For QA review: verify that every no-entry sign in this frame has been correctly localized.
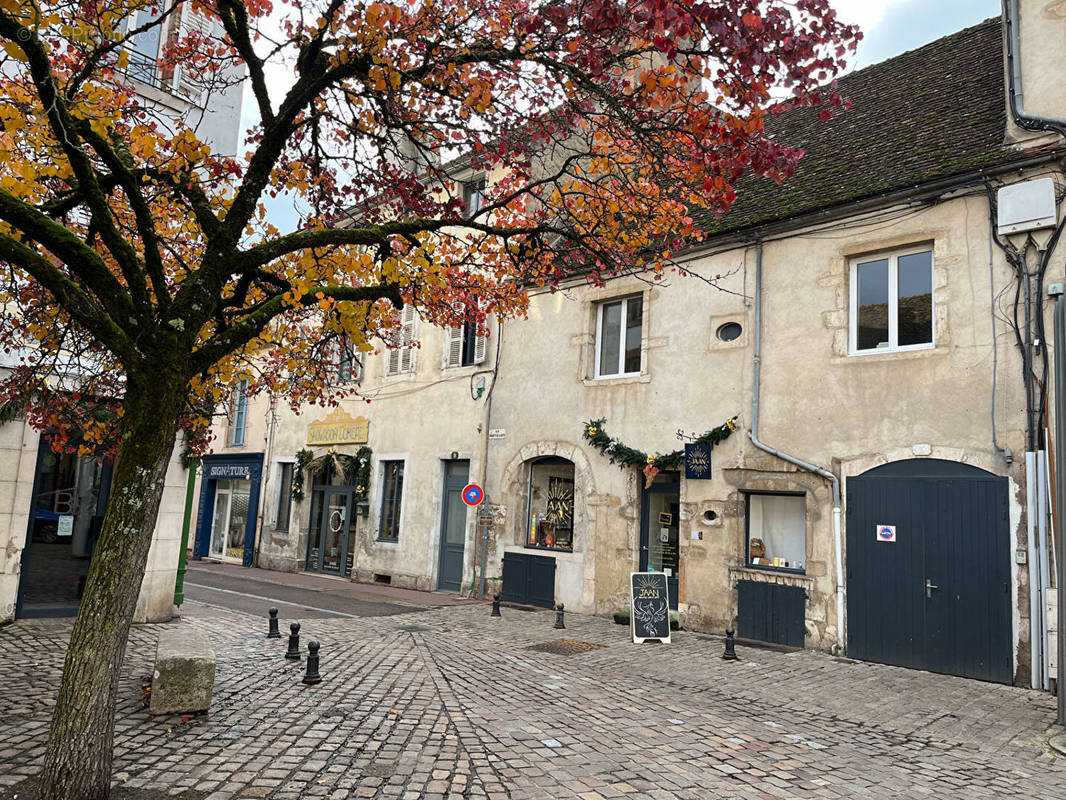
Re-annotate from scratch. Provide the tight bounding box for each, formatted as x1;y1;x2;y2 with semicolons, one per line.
462;483;484;506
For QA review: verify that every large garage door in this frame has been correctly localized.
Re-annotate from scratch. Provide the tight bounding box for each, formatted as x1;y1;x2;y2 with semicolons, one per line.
846;459;1012;684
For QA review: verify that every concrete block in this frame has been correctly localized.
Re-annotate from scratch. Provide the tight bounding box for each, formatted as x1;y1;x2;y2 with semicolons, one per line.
150;628;215;715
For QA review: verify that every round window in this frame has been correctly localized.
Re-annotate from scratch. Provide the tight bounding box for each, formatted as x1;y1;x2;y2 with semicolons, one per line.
716;322;743;342
703;509;718;523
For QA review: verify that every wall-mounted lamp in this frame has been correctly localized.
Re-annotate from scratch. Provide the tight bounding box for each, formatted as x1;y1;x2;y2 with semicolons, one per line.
355;499;369;518
450;451;460;460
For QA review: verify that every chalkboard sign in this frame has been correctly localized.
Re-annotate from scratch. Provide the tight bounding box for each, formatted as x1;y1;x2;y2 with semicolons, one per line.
630;572;671;644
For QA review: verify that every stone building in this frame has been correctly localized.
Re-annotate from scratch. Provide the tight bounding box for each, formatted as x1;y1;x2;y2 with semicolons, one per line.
197;7;1066;687
0;4;245;624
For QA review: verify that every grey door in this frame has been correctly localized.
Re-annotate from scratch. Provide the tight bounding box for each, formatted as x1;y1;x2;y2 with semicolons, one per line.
315;489;351;576
846;459;1011;684
437;461;469;592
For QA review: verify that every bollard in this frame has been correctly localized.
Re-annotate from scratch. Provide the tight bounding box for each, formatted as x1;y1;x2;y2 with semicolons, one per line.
553;603;565;630
303;640;322;685
267;608;281;639
285;621;301;660
490;593;502;618
722;627;739;661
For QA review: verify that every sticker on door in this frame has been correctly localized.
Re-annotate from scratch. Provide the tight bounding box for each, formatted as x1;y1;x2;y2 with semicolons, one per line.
876;524;896;542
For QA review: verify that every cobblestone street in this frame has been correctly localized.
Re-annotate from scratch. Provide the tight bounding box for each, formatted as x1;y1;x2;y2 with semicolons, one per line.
1;598;1063;800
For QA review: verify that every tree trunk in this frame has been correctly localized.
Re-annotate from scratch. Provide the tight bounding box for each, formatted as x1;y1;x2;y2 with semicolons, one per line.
38;372;187;800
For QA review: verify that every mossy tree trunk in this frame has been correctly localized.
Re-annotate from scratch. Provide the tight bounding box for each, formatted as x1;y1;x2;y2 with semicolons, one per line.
38;367;187;800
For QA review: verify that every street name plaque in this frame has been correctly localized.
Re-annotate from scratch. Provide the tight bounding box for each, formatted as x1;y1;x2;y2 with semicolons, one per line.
630;572;671;644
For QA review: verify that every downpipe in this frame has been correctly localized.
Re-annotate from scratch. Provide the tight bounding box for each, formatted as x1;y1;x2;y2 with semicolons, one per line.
749;241;846;653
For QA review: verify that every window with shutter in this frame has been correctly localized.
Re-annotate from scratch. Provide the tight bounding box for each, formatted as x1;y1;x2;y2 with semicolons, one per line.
386;305;418;376
443;305;489;369
444;324;464;368
228;378;249;446
173;6;211;103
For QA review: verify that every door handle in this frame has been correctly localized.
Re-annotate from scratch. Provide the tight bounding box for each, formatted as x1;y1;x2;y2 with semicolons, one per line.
925;578;939;599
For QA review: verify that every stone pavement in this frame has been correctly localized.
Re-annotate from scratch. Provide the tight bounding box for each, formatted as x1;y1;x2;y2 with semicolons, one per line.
1;600;1064;799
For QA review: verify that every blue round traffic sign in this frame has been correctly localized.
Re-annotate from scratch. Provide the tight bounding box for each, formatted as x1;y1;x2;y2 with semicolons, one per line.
462;483;484;506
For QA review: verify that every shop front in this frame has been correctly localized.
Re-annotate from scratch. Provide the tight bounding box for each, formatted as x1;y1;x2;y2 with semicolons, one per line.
193;454;264;566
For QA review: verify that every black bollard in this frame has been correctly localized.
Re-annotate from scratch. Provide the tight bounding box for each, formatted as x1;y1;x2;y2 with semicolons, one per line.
722;627;739;661
490;593;502;618
303;640;322;685
285;621;301;660
267;608;281;639
553;603;565;630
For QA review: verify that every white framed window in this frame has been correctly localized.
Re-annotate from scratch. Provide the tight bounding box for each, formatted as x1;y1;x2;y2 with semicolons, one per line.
595;294;643;378
443;308;488;369
227;378;249;447
336;336;362;384
385;305;418;376
745;491;806;572
378;460;405;541
849;246;934;355
463;179;485;218
274;461;294;532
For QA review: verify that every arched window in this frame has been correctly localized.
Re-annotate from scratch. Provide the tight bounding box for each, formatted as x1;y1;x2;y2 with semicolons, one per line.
526;457;575;551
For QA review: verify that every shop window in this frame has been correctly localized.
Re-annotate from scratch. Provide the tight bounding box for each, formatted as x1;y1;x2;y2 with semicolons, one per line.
275;462;294;532
385;305;418;376
850;246;933;354
745;491;806;572
228;378;249;447
378;460;405;541
595;294;642;378
526;457;575;551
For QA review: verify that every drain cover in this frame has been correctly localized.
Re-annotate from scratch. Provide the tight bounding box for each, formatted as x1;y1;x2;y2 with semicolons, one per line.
526;639;604;656
398;624;432;632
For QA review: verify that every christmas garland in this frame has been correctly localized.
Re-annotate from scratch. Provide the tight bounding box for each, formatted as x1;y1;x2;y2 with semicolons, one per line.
291;446;373;503
582;416;738;486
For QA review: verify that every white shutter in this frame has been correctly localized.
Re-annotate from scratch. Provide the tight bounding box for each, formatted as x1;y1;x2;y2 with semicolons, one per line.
173;5;211;103
386;346;400;376
388;305;418;375
473;316;489;365
444;325;463;368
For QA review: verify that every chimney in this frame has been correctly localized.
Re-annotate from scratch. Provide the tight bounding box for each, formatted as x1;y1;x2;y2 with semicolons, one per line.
1003;0;1066;148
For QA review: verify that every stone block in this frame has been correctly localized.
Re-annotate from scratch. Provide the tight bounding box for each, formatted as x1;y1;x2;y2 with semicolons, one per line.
150;628;215;715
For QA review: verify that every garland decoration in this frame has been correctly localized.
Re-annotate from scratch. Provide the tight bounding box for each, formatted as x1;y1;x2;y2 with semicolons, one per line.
582;416;738;487
292;445;374;504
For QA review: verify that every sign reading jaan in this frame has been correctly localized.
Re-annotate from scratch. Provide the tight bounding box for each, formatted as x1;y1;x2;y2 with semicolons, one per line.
306;409;370;446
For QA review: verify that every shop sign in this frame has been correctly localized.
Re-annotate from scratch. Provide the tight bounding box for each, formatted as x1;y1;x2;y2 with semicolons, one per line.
630;571;671;644
306;408;370;446
207;464;252;479
684;442;712;480
57;514;74;538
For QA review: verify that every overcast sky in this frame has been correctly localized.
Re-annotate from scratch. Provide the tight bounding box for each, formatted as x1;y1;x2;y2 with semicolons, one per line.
250;0;1005;231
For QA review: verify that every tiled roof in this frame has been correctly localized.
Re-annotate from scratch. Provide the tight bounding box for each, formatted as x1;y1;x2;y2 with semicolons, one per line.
698;16;1038;239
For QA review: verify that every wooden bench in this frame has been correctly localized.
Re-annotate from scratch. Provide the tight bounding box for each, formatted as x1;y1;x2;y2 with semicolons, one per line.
149;628;216;716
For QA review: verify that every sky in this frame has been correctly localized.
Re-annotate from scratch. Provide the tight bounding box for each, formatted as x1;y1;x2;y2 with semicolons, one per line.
249;0;1004;232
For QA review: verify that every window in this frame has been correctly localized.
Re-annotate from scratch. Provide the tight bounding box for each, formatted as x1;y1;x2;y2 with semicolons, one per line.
228;378;249;447
850;247;933;354
336;336;361;384
463;179;485;218
595;295;643;378
378;460;405;541
124;5;164;86
745;492;806;572
526;457;574;551
275;462;294;532
444;312;488;369
385;305;418;376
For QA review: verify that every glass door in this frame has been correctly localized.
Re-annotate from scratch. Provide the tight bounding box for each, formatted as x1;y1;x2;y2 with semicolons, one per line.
640;471;680;610
209;483;232;558
318;489;351;575
210;479;251;562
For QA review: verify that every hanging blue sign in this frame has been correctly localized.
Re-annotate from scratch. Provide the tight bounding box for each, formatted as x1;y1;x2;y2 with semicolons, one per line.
684;442;712;480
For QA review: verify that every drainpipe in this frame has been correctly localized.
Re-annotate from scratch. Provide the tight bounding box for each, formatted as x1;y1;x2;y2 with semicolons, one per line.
1003;0;1066;140
749;240;846;653
476;320;503;599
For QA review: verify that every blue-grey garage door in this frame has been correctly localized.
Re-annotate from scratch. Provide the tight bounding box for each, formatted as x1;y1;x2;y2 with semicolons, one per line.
846;459;1012;684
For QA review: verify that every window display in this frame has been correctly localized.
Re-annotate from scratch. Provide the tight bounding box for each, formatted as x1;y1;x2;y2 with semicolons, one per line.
746;492;806;572
526;457;574;551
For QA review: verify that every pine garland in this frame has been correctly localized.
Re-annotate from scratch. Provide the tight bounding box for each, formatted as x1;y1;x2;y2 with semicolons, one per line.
582;416;738;472
291;445;373;503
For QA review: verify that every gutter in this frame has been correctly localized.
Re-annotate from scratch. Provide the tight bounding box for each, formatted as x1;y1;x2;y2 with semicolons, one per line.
749;240;846;653
1004;0;1066;139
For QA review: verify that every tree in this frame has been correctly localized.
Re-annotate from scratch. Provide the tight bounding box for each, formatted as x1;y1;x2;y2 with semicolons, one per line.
0;0;859;796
